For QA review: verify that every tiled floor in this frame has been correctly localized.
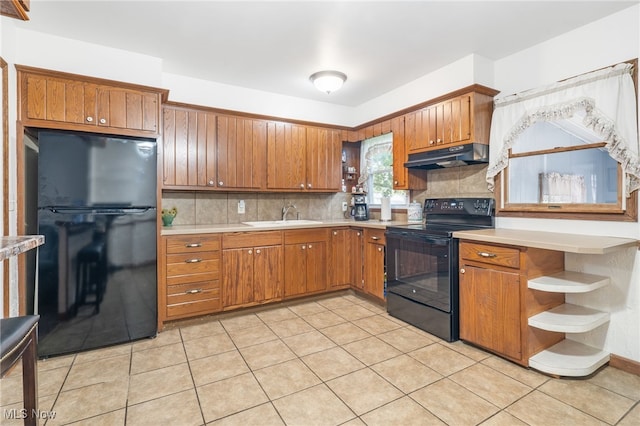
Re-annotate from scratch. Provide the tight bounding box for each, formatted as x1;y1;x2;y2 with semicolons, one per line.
2;292;639;425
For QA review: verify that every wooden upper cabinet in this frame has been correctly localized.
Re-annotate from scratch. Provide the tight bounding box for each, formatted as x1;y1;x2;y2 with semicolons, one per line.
391;116;408;189
162;105;217;188
267;123;340;191
17;65;167;137
1;0;29;20
267;121;306;190
406;90;494;154
305;126;341;191
217;115;267;190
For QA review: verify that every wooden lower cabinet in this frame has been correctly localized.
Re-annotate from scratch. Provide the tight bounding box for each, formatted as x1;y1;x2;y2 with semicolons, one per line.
363;229;386;300
162;235;222;323
460;266;522;360
459;240;565;365
221;231;283;309
284;229;329;297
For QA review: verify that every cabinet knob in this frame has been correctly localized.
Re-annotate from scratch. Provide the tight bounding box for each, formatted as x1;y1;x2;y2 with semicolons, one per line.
86;116;94;122
307;183;312;188
208;180;215;186
99;118;107;124
300;183;305;189
357;232;361;236
308;244;313;249
394;180;398;185
429;140;435;145
301;245;306;250
256;249;261;254
460;268;466;274
333;231;337;235
437;138;442;143
248;249;253;254
219;181;224;186
378;247;383;252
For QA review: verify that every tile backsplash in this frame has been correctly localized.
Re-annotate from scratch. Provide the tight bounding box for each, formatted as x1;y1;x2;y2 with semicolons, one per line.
162;164;492;226
162;191;355;226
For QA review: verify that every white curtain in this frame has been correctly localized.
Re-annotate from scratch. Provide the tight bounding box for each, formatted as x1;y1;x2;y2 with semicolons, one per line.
358;134;392;186
486;63;639;197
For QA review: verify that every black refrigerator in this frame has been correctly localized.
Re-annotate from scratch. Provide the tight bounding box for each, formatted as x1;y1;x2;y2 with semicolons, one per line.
34;130;158;358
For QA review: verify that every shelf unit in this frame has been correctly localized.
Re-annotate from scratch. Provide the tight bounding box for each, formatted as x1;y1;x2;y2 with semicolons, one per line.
528;270;611;377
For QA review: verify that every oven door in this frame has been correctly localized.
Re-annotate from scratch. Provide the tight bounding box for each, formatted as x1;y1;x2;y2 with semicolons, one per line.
385;229;456;313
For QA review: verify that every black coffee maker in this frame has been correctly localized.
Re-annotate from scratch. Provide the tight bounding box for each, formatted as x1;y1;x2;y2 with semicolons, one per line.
351;194;369;221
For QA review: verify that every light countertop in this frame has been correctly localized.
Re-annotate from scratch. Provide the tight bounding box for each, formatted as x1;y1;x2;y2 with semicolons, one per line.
161;219;409;235
452;228;638;254
0;235;45;261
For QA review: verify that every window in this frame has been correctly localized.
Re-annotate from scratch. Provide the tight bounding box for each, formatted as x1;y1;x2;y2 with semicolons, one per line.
487;61;639;221
360;134;408;206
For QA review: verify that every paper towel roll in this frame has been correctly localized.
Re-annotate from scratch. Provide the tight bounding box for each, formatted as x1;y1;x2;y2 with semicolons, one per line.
380;197;392;221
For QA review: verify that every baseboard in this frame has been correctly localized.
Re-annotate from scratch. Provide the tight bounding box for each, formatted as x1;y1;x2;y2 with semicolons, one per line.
610;354;640;376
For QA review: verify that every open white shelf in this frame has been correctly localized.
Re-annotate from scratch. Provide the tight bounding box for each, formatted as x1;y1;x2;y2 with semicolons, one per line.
529;339;610;377
528;271;609;293
528;303;609;333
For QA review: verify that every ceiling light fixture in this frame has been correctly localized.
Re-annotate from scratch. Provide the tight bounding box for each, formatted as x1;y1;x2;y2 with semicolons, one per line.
309;70;347;94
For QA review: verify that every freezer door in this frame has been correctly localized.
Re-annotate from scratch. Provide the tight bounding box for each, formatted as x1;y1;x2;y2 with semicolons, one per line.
37;208;157;357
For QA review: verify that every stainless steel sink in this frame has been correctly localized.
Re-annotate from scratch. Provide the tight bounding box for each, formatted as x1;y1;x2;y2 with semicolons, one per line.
242;220;322;227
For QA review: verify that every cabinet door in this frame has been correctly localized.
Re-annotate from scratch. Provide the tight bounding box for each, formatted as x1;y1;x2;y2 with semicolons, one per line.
88;84;160;133
391;116;407;189
330;229;351;288
460;265;521;360
222;247;254;307
284;243;307;297
441;94;471;145
350;229;364;290
254;245;283;302
305;241;327;293
267;122;307;190
306;127;342;191
364;242;385;299
24;74;86;124
217;115;266;189
163;107;216;188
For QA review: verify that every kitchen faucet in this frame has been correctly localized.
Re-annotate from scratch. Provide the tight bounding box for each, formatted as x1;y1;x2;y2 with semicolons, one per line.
281;203;297;221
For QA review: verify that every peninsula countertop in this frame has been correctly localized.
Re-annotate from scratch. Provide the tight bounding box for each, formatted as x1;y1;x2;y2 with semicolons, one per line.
452;228;638;254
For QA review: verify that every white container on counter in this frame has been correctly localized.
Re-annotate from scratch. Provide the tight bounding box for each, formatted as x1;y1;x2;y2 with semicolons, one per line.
407;202;423;222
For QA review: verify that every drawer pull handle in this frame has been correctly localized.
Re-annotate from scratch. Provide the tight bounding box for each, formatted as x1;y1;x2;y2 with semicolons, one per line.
186;289;202;294
185;243;202;248
185;258;202;263
477;252;497;258
371;236;380;240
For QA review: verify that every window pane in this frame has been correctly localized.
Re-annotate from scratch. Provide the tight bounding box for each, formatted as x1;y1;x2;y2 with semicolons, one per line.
508;148;618;204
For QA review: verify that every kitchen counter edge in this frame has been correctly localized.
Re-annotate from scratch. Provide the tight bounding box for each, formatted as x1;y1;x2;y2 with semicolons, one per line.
452;228;638;254
161;220;408;235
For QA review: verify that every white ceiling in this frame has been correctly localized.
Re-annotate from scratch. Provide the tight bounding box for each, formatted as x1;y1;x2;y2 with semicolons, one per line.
14;1;639;106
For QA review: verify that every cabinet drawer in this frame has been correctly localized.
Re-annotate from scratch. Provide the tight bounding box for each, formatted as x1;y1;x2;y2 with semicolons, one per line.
365;229;386;244
284;228;328;244
460;242;520;269
166;235;220;253
166;252;219;277
166;281;221;317
223;231;282;249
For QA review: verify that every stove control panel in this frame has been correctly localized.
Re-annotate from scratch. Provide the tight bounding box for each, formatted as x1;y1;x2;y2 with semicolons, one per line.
423;198;495;216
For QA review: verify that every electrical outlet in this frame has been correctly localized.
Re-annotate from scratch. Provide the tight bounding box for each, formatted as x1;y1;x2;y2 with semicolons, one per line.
341;201;348;212
238;200;245;214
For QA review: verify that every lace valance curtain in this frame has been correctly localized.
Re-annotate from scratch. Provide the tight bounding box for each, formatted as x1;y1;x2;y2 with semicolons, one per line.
486;62;640;197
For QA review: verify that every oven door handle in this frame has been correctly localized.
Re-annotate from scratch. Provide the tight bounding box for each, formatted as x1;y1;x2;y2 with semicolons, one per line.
386;232;450;246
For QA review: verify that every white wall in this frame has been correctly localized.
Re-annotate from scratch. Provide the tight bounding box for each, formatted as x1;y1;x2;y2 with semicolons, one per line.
492;5;640;361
